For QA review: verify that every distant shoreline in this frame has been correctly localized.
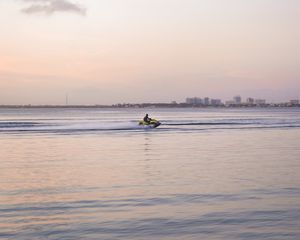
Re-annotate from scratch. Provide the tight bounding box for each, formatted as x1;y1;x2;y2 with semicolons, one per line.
0;103;299;109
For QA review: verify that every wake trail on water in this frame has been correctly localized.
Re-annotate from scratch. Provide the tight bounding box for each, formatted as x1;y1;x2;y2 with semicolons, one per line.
164;122;251;126
1;119;300;134
0;121;149;133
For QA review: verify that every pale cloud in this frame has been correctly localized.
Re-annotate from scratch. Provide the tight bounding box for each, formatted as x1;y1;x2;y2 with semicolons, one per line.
21;0;86;15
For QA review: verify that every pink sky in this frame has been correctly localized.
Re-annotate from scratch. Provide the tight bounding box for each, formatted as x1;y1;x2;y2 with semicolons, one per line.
0;0;299;104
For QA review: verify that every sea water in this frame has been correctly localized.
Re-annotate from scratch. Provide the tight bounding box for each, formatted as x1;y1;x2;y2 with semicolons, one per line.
0;107;300;240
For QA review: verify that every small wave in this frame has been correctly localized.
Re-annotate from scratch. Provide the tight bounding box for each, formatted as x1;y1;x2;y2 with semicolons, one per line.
1;193;300;239
0;122;41;128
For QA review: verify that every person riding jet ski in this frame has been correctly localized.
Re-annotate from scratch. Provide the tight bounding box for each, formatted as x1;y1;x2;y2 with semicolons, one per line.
143;114;151;123
139;114;161;128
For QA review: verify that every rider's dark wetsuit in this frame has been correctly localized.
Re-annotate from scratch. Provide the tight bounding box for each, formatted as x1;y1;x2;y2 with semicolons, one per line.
143;114;151;123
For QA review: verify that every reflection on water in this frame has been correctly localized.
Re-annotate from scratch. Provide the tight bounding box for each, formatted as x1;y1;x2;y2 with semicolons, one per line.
0;108;300;239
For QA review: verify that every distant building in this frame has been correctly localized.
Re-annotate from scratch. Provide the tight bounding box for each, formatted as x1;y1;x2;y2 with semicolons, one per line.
225;100;235;106
290;100;299;105
186;97;202;105
246;98;254;104
210;99;222;106
204;97;210;105
233;95;242;104
255;99;266;105
186;98;194;104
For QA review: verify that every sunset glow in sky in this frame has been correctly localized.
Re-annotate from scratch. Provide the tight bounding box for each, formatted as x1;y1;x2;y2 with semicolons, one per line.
1;0;299;104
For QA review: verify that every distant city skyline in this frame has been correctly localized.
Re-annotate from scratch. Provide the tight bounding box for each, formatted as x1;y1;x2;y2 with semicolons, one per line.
0;93;298;107
185;94;300;106
1;0;300;105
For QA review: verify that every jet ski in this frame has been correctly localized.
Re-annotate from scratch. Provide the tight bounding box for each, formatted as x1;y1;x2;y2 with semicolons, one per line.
139;118;161;128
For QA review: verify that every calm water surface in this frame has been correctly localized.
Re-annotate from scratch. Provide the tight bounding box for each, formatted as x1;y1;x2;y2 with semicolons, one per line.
0;108;300;239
